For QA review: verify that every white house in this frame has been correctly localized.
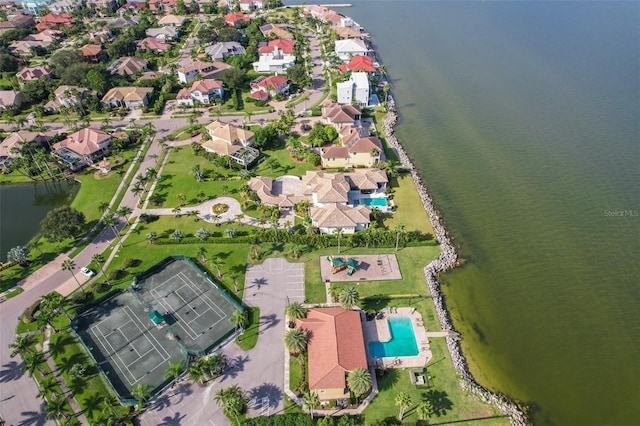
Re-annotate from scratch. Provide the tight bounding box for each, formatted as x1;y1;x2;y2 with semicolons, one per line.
336;72;369;107
176;80;224;106
334;38;370;63
252;39;296;74
176;61;230;84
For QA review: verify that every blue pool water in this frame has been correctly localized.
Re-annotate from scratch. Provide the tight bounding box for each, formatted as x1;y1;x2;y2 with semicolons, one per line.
354;197;388;207
368;317;419;358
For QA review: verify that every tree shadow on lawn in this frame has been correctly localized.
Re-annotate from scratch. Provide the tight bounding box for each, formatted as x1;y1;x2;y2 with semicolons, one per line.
376;367;401;391
422;389;453;417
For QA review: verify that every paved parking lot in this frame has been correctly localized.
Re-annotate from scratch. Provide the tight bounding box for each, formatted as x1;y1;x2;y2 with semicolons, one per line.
138;258;304;426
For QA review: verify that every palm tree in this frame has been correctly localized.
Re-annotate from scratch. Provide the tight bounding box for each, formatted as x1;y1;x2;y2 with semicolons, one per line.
45;395;70;421
61;259;85;293
188;361;206;385
36;374;58;401
197;190;207;202
172;207;182;218
146;231;157;244
328;283;341;303
211;213;222;226
283;328;307;355
335;227;343;253
41;291;71;322
347;368;372;399
210;257;223;277
131;183;143;200
21;352;46;378
302;390;319;419
132;383;150;409
117;206;133;224
165;360;184;385
195;228;210;241
197;246;208;263
177;193;187;206
8;334;35;358
417;400;435;421
104;216;122;244
395;392;412;421
91;254;110;286
98;201;111;215
285;302;307;326
214;385;247;425
339;287;359;309
170;229;184;241
230;310;247;331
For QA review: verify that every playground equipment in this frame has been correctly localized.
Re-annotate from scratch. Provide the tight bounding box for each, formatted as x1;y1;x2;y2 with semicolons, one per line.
327;256;359;276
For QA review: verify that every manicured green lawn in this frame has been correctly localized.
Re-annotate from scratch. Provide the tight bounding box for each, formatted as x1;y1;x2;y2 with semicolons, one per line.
384;174;435;235
256;145;316;178
155;146;244;207
300;246;441;304
363;338;509;426
289;356;302;394
107;233;249;302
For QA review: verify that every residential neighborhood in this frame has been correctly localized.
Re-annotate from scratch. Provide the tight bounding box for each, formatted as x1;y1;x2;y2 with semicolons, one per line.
0;2;514;426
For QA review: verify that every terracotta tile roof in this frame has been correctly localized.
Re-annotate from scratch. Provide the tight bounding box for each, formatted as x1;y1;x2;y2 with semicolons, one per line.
321;145;349;159
251;75;289;91
53;127;111;156
80;44;103;56
0;131;48;158
346;136;383;154
205;120;254;146
323;102;361;124
16;66;50;81
249;89;268;101
176;87;191;99
101;86;153;103
258;39;295;54
302;171;350;203
296;308;367;391
224;12;250;25
338;55;375;73
191;79;223;92
158;14;186;26
137;37;170;51
310;203;371;228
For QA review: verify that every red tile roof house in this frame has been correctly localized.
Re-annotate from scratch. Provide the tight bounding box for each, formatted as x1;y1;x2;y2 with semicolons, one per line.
137;37;170;51
52;127;112;171
176;79;224;107
0;131;50;169
338;55;376;73
253;39;296;73
16;66;51;85
296;307;368;402
249;75;289;101
322;102;362;129
80;44;106;62
224;12;250;27
36;13;75;31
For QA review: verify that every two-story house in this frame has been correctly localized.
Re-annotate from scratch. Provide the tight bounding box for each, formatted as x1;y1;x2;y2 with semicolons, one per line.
252;39;296;73
176;80;224;106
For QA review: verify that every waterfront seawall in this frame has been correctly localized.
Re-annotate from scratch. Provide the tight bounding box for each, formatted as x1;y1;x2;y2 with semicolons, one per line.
381;104;530;426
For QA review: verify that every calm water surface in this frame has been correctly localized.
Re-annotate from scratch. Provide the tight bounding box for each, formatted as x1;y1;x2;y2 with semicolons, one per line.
289;1;640;424
0;181;79;261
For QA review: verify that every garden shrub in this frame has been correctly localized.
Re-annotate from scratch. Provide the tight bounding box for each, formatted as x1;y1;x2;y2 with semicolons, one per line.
22;300;41;323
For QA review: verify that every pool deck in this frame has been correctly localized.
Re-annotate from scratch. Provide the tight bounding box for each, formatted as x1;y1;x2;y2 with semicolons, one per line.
320;254;402;283
361;307;432;369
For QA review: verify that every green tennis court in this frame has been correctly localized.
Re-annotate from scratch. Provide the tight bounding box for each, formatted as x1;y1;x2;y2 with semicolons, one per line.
74;256;242;400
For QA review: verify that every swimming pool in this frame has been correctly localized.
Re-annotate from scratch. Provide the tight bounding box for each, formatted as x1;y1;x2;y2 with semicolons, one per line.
354;197;388;207
368;317;419;358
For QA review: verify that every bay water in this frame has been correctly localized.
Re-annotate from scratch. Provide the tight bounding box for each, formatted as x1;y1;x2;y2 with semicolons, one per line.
290;1;640;424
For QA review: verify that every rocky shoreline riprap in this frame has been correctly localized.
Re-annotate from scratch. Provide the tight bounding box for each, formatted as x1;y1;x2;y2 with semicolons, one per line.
382;102;530;426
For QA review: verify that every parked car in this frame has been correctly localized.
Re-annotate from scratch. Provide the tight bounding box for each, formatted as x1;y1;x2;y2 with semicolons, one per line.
80;267;95;277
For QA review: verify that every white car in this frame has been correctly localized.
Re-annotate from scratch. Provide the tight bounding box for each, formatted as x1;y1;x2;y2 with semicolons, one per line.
80;267;95;277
